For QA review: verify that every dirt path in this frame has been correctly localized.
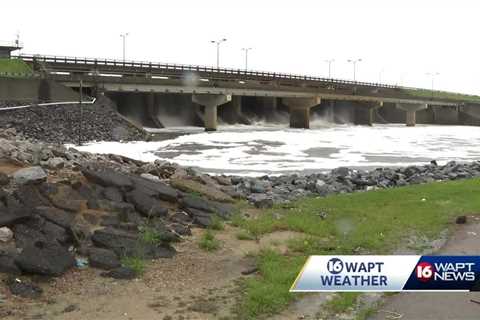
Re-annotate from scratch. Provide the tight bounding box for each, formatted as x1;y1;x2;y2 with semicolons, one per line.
0;227;306;320
369;217;480;320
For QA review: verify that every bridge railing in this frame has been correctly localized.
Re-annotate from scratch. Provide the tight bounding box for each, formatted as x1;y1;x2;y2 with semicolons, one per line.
13;53;400;89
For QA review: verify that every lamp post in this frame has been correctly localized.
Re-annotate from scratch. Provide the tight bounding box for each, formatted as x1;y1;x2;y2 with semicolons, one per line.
379;68;384;83
324;59;335;78
347;58;362;81
120;32;129;61
426;72;440;92
211;38;227;68
241;47;252;70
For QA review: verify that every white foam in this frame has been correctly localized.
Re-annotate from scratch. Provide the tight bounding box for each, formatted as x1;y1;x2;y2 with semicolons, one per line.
73;124;480;176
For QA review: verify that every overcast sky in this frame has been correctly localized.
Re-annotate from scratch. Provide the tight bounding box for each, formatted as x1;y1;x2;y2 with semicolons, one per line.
2;0;479;95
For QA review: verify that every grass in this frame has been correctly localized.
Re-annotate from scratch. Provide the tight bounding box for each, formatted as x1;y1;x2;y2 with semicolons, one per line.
139;226;163;245
209;215;225;231
235;178;480;319
324;293;360;314
236;230;256;241
121;256;146;276
199;229;221;251
0;58;32;76
402;87;480;104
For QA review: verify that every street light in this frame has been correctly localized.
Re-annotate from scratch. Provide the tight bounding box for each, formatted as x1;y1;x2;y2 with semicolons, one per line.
211;38;227;68
324;59;335;78
241;47;252;70
426;72;440;99
379;68;384;83
120;32;129;61
347;58;362;81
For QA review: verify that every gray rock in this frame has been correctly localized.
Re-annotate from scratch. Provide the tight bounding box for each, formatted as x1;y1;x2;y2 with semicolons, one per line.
103;187;124;203
13;167;47;185
0;227;13;242
82;168;134;191
91;228;175;259
254;197;274;209
7;278;42;299
45;157;65;170
0;172;9;186
0;252;21;275
101;266;136;280
140;173;160;181
126;190;168;217
34;206;75;229
180;195;232;218
88;247;121;270
15;241;75;276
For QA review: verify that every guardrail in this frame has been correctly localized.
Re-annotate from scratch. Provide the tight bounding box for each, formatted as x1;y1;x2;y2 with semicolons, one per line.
13;54;400;89
0;40;23;48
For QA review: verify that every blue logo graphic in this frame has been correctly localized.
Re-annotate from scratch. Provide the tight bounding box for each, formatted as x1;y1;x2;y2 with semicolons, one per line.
327;258;344;274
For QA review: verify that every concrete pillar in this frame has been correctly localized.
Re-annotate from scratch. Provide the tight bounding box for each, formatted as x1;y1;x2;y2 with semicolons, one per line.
353;102;383;126
192;94;232;131
431;105;459;124
396;103;428;127
459;104;480;125
263;97;278;122
145;92;164;128
282;96;321;129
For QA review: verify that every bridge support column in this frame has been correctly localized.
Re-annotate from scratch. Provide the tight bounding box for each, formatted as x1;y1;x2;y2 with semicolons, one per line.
145;92;164;128
192;94;232;131
354;101;383;126
263;97;278;122
283;97;321;129
431;105;459;124
459;104;480;125
396;103;428;126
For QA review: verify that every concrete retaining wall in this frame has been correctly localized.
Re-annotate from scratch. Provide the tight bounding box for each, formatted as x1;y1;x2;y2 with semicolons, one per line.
0;77;79;102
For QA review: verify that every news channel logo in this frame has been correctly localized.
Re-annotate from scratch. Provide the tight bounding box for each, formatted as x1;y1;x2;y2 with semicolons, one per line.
290;255;480;292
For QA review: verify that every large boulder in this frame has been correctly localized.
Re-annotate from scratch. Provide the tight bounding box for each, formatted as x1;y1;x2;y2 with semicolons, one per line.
126;190;168;217
170;178;234;203
0;206;32;228
103;187;124;203
82;168;134;192
15;241;75;276
0;251;21;275
14;185;51;208
34;206;75;229
129;175;178;202
91;228;175;259
88;247;121;270
13;167;47;185
180;195;232;218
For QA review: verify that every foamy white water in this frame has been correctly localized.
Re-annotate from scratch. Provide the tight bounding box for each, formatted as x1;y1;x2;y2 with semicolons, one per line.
74;124;480;176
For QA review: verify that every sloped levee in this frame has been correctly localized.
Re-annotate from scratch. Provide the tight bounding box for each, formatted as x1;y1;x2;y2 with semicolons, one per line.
0;95;147;144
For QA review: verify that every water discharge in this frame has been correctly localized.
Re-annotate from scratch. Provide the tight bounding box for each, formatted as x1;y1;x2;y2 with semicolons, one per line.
75;123;480;176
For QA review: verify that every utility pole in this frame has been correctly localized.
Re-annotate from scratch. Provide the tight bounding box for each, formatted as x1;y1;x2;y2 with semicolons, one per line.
211;38;227;68
347;58;362;81
426;72;440;99
324;59;335;78
78;80;83;146
379;68;384;83
241;47;252;70
120;32;129;61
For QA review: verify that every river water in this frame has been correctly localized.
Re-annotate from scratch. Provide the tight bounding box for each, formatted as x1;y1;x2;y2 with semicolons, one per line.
75;122;480;176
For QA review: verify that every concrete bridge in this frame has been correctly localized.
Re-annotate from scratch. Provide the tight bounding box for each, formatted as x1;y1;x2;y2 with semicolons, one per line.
9;54;475;130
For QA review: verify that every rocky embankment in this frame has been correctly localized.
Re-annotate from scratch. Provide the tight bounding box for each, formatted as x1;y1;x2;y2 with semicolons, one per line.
0;98;146;144
1;127;480;298
0;128;237;298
